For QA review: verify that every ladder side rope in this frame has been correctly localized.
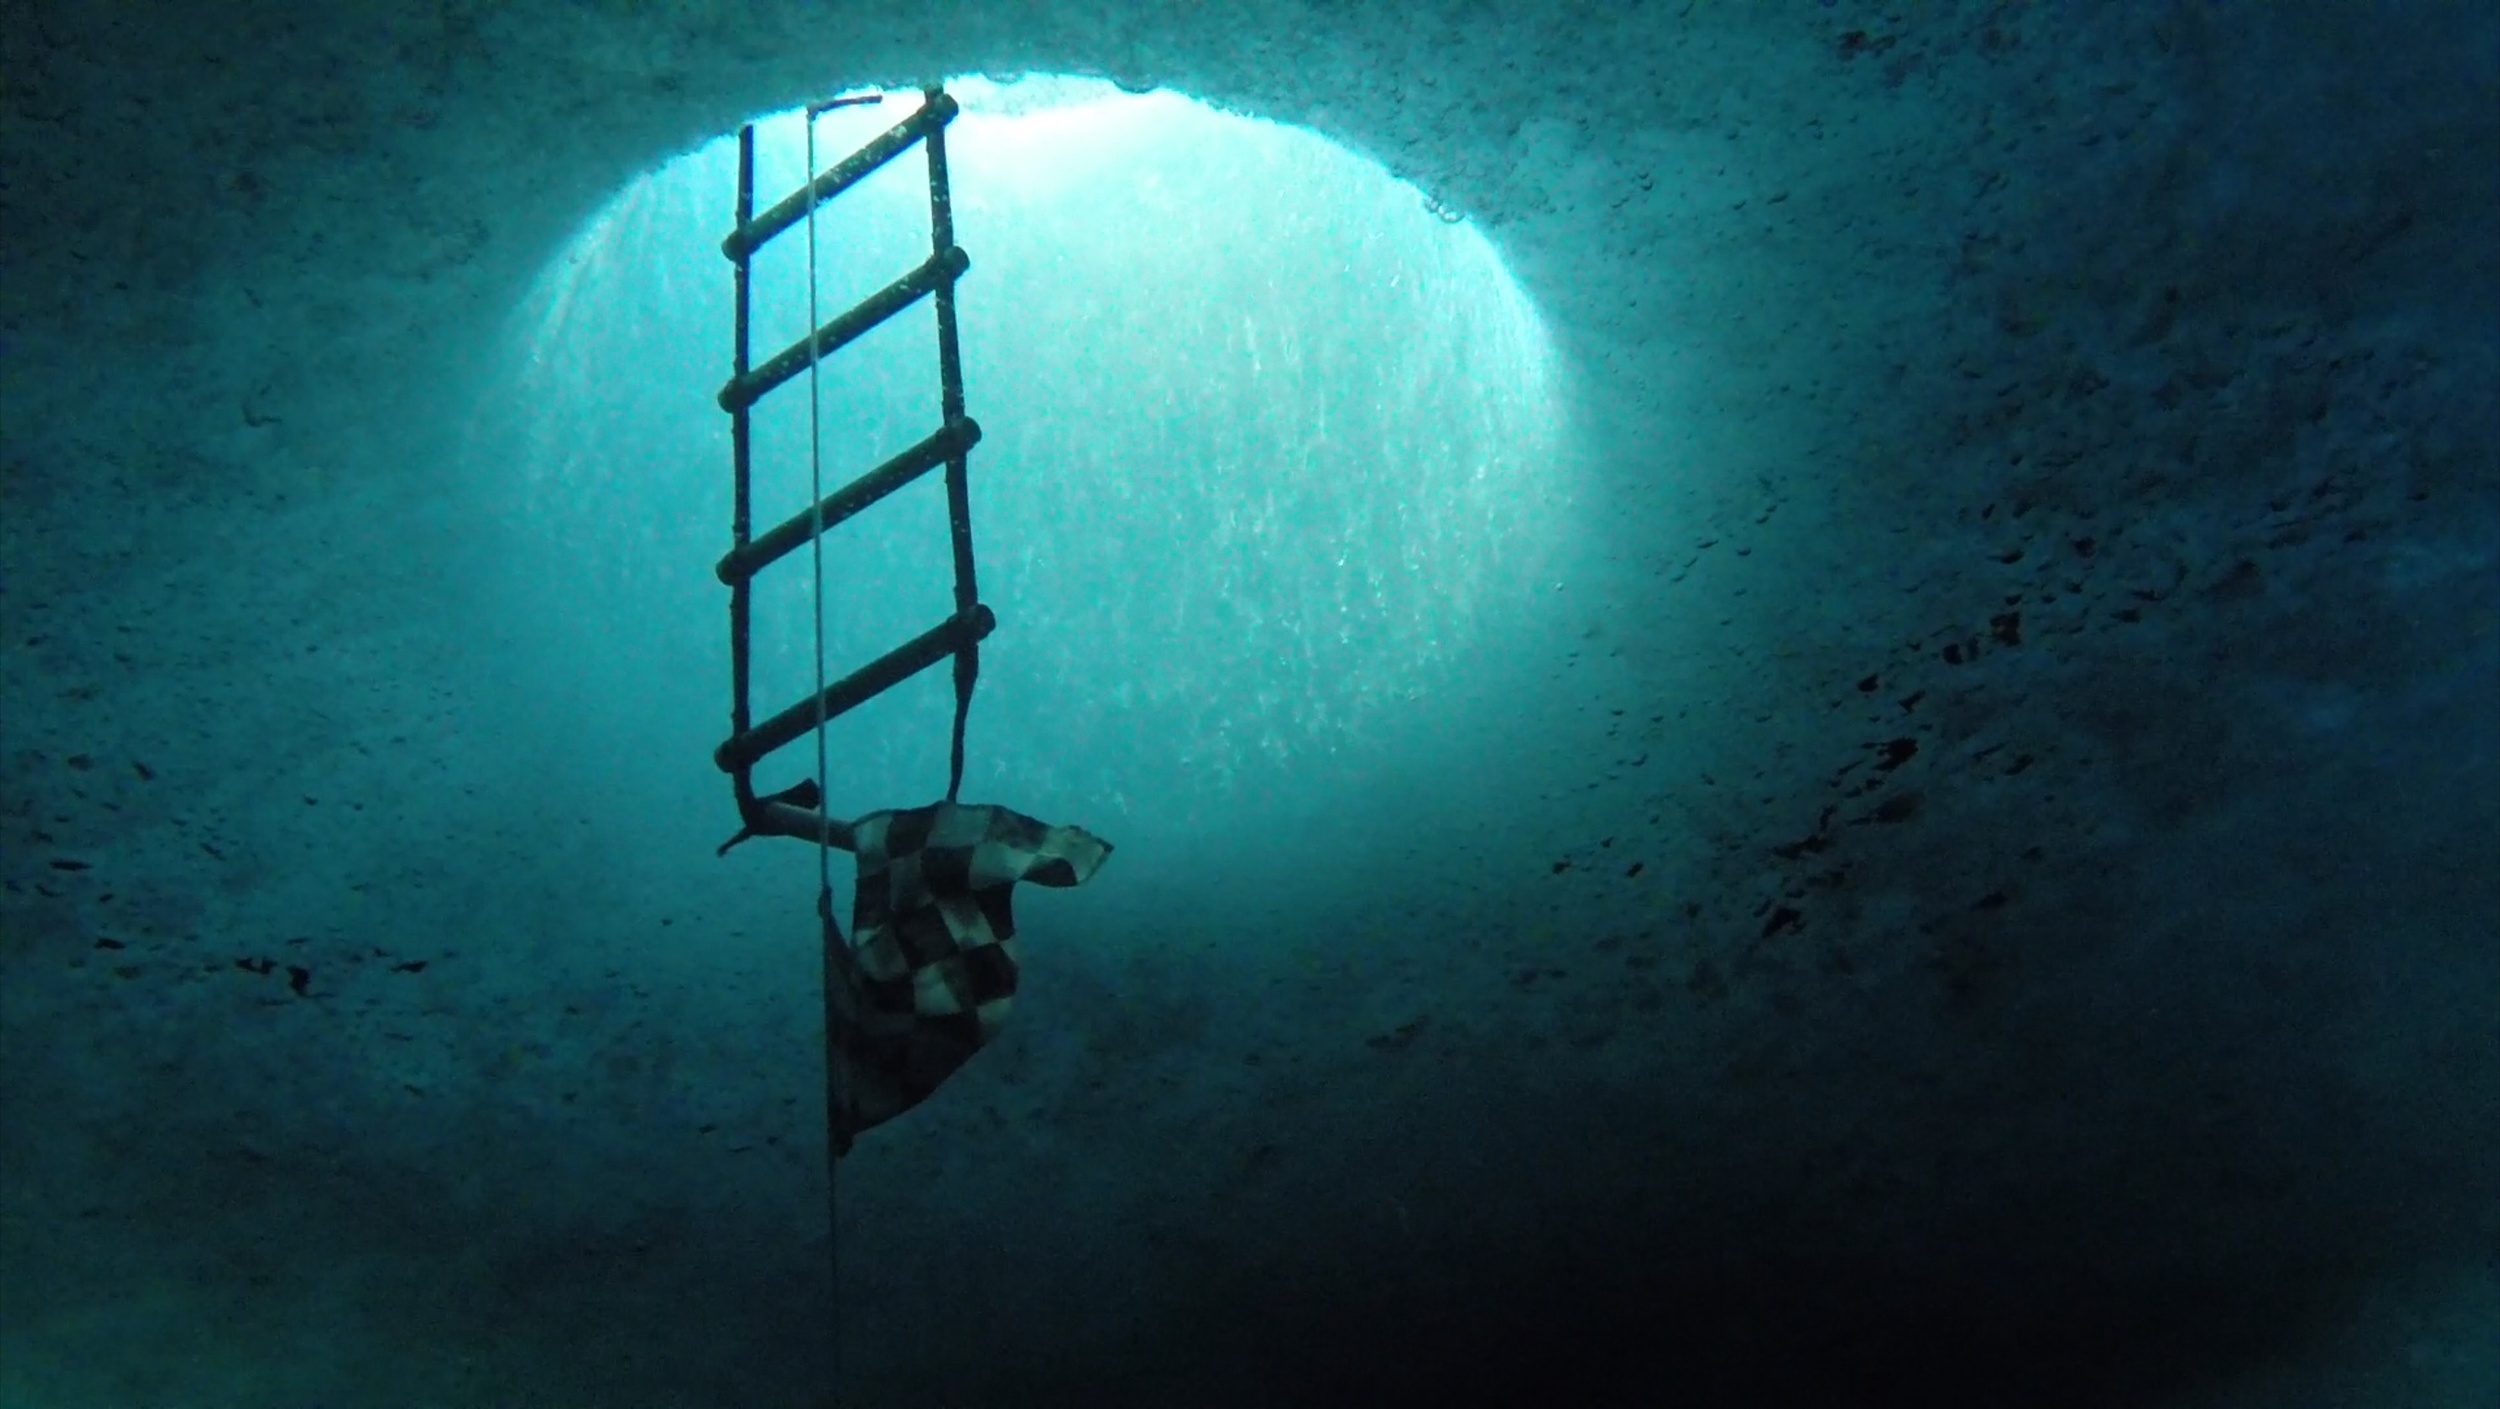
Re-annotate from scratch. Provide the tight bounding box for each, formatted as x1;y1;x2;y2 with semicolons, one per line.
926;97;978;804
802;107;845;1409
729;129;758;820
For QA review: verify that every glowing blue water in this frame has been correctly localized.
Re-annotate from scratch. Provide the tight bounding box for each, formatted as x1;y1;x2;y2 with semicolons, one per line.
493;75;1572;839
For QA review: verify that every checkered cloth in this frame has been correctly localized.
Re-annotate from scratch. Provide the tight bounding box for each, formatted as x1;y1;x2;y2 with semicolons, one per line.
826;802;1110;1151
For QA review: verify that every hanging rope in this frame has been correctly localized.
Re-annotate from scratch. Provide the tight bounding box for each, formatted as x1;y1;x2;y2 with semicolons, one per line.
924;91;978;804
801;103;845;1409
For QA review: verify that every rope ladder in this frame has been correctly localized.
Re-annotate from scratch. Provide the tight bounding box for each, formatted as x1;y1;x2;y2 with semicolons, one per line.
713;86;988;859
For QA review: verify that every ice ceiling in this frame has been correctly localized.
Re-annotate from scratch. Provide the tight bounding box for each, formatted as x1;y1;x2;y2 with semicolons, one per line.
485;74;1574;839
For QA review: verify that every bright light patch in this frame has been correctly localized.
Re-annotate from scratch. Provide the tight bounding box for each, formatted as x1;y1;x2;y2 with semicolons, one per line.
498;76;1569;833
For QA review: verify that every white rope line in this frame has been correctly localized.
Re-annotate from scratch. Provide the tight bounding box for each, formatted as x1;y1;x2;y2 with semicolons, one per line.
801;106;843;1408
802;119;832;1044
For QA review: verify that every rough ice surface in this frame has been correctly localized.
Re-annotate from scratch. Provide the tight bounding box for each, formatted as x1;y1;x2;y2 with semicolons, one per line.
1;4;2495;1408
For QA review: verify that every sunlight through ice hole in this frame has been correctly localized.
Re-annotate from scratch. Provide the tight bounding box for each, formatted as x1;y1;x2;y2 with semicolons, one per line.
502;75;1573;839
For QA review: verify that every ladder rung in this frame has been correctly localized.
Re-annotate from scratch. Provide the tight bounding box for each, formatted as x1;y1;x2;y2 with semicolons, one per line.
716;418;982;586
721;92;959;263
749;799;857;852
714;606;997;773
717;245;970;414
